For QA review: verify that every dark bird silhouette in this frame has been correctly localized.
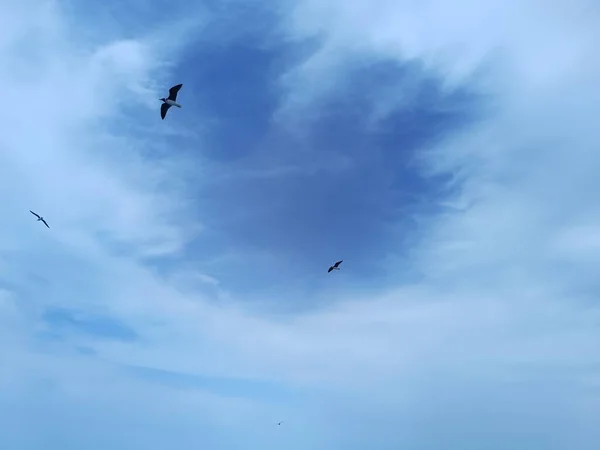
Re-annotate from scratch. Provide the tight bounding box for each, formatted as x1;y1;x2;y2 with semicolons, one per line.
160;83;183;119
277;421;283;426
328;260;343;273
30;210;49;228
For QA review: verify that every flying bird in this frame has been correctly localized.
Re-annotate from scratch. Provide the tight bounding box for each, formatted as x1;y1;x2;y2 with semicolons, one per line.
160;83;183;119
328;260;343;273
29;210;49;228
277;421;283;426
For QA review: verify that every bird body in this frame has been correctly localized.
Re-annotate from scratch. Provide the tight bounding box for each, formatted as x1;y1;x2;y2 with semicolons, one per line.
164;99;181;108
160;83;183;119
328;260;343;273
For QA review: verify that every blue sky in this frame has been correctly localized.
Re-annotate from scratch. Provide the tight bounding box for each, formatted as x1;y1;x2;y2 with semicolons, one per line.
1;0;600;449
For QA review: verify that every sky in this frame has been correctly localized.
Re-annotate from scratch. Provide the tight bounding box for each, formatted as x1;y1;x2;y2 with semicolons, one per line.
1;0;599;448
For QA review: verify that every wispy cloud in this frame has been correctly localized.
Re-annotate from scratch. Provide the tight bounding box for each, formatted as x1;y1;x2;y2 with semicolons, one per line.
1;0;599;448
41;307;138;342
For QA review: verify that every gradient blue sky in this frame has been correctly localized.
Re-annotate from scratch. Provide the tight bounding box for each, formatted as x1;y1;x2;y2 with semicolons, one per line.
1;0;600;449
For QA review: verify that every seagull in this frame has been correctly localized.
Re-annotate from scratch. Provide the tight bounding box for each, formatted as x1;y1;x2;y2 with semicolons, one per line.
160;83;183;120
328;260;343;273
29;210;49;228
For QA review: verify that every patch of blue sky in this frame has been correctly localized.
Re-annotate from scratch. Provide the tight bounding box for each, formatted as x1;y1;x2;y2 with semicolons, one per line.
41;307;138;342
159;33;480;304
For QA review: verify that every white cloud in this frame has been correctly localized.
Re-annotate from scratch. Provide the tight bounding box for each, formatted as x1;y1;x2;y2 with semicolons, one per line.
0;0;198;353
2;0;600;447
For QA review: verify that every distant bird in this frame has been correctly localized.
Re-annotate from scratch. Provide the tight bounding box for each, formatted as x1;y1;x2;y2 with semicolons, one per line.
277;421;283;426
328;260;343;273
29;210;49;228
160;83;183;119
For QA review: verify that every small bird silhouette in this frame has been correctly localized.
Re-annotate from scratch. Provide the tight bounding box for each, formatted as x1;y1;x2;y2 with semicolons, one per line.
30;210;49;229
277;421;283;426
160;84;183;119
328;260;343;273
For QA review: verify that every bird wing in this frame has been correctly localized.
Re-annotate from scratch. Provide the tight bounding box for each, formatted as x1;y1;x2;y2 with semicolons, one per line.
328;266;334;273
161;103;171;120
29;210;41;219
41;219;50;229
334;260;343;267
168;84;183;101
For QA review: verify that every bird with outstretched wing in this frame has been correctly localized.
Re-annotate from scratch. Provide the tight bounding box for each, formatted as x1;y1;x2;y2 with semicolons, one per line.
328;260;343;273
160;83;183;119
30;210;50;228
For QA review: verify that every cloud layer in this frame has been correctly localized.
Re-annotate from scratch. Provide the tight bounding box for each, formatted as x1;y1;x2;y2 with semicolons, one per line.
1;0;599;449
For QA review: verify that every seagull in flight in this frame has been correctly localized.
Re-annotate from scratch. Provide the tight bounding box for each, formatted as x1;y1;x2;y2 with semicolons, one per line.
328;260;343;273
160;83;183;120
30;210;49;228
